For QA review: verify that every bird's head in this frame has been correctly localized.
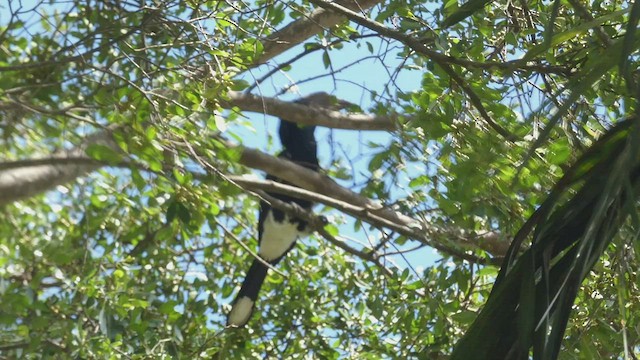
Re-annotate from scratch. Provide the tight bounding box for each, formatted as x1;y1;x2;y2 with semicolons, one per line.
295;92;354;110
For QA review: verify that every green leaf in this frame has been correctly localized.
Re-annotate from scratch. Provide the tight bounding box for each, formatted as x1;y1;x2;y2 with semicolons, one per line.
231;79;249;91
450;310;477;324
548;139;572;165
366;41;374;53
441;0;494;28
324;223;339;236
176;202;192;225
521;8;629;62
166;200;178;223
322;51;331;69
85;144;122;165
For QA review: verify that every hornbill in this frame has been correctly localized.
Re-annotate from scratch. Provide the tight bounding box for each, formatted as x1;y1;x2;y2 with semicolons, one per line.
226;93;351;327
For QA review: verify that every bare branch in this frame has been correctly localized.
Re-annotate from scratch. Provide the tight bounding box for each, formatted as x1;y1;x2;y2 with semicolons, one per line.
0;157;99;171
222;91;398;130
0;129;117;205
229;175;507;261
255;0;385;65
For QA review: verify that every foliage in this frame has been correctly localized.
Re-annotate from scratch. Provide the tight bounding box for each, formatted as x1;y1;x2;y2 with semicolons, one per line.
452;119;640;359
0;0;638;358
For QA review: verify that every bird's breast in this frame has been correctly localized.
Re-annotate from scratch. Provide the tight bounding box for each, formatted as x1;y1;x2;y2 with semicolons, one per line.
259;210;305;262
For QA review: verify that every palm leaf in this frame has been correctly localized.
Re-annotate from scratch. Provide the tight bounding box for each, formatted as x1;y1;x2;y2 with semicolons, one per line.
451;118;640;360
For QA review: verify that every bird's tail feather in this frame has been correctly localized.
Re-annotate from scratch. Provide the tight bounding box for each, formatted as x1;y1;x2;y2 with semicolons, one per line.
227;260;269;327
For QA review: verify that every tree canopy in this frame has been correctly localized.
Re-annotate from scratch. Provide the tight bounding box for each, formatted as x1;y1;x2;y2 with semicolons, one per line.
0;0;638;358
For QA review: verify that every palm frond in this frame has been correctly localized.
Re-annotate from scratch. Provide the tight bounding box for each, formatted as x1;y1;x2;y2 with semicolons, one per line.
451;118;640;360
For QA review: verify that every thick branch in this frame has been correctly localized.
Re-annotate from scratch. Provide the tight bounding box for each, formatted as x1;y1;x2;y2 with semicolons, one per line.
0;157;99;171
234;148;505;262
229;175;509;263
0;130;117;205
256;0;384;65
222;91;398;131
229;176;418;236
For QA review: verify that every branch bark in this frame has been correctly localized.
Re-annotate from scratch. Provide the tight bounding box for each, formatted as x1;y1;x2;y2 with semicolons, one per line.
222;91;398;131
229;176;507;260
0;130;116;205
255;0;384;65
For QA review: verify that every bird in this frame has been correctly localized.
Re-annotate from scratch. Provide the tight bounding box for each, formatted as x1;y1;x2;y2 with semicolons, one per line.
226;93;351;327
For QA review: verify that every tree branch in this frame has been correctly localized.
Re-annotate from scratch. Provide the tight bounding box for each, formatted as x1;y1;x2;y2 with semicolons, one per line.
228;175;506;261
0;108;507;261
255;0;385;65
222;91;398;131
307;0;521;141
0;157;100;171
0;131;508;260
0;129;117;205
